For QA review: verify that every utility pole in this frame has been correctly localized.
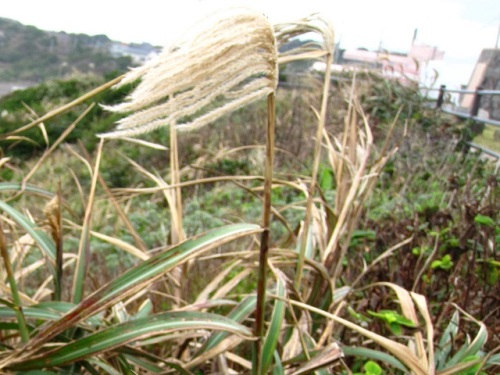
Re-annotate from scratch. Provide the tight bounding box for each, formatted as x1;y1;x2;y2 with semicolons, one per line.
496;12;500;48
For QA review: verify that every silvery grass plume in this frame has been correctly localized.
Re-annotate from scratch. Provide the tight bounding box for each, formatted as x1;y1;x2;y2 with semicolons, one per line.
99;8;278;138
274;13;334;63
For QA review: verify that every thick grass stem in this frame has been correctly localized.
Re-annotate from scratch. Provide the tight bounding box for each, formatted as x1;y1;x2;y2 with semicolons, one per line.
254;93;276;373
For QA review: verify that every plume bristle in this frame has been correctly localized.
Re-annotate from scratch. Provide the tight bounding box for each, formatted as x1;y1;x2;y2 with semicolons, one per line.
99;8;278;139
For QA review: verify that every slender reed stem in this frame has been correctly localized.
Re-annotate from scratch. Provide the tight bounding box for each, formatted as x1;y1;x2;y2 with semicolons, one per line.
54;184;63;301
255;93;275;373
80;145;148;253
170;120;184;244
71;139;104;304
294;52;333;289
0;221;29;342
170;118;186;307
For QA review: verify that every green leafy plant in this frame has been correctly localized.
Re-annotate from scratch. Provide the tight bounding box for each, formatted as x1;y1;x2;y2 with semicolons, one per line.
368;309;418;335
431;254;453;271
353;360;383;375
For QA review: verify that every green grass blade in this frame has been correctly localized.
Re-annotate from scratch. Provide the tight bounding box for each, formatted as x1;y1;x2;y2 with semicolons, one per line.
198;295;257;354
0;301;103;326
0;306;61;322
20;224;261;352
10;311;255;370
0;200;56;260
72;138;103;304
0;182;55;198
87;358;123;375
0;303;103;329
261;278;286;374
0;222;29;342
122;350;193;374
289;343;343;375
342;346;407;372
272;350;284;375
445;321;488;368
435;311;459;369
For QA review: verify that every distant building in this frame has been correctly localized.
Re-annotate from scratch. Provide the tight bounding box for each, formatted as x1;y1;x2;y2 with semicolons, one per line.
110;42;160;64
314;43;444;85
461;49;500;121
347;44;442;83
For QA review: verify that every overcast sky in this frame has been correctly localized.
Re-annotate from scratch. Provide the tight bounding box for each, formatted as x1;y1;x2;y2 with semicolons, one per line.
2;0;499;88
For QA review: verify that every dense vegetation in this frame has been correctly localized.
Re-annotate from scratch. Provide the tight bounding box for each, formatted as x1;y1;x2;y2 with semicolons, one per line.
0;11;498;375
0;17;138;82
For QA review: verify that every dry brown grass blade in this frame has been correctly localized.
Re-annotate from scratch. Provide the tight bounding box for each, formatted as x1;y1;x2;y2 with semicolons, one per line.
436;359;484;375
0;75;124;139
295;49;334;290
216;354;230;375
169;118;186;309
65;221;148;261
317;300;347;348
351;236;414;288
274;14;336;293
0;283;37;305
185;334;245;370
116;137;168;150
412;292;435;375
225;352;252;370
169;119;184;244
194;260;243;303
43;186;63;300
320;91;398;282
122;156;180;233
322;114;372;265
112;175;304;196
278;50;328;64
412;234;440;292
285;299;428;375
21;103;49;146
283;313;311;363
212;268;253;301
78;143;148;253
0;157;11;169
289;342;343;375
22;104;95;185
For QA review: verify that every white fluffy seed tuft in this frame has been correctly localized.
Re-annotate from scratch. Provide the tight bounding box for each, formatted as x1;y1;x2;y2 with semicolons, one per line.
99;8;278;139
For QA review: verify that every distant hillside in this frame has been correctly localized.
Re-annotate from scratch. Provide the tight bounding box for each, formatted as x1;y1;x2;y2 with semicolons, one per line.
0;17;158;84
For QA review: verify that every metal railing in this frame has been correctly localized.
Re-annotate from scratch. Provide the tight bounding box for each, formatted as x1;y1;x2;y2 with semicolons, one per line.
431;85;500;158
279;73;500;159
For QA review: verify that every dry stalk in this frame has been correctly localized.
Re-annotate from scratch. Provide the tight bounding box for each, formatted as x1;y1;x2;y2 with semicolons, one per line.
320;90;397;283
273;14;336;290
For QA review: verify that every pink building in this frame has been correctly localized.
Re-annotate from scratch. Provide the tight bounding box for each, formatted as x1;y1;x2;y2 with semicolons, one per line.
338;44;444;84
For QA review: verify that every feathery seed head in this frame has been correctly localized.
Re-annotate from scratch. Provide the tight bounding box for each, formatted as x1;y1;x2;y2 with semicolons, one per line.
274;13;335;64
99;8;277;139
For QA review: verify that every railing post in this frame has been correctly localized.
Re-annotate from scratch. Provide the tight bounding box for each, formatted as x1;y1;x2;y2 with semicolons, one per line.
436;84;446;109
470;86;483;117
